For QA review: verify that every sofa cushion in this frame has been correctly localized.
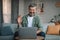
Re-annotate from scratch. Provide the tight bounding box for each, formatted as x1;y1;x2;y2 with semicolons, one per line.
47;25;59;35
45;35;60;40
41;23;49;33
0;35;14;40
1;26;13;36
10;24;18;33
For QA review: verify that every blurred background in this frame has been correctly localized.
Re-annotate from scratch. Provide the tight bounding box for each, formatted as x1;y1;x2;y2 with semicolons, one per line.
0;0;60;24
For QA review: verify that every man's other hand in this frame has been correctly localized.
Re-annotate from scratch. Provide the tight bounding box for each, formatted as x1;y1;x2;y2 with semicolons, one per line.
37;30;42;34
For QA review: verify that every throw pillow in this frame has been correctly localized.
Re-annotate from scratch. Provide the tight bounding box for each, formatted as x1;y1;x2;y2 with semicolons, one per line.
47;25;59;35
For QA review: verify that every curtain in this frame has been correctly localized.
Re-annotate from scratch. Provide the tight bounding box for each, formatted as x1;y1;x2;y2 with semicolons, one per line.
0;0;3;35
11;0;19;23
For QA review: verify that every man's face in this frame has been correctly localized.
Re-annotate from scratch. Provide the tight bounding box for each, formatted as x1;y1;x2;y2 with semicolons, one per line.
29;7;36;16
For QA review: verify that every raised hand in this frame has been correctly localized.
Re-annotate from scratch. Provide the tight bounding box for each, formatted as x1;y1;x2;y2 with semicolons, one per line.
17;16;22;24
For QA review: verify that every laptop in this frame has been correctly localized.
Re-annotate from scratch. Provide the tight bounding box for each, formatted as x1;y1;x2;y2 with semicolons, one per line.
18;27;37;39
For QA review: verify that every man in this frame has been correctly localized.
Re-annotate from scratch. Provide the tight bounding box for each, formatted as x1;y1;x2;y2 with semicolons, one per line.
15;4;45;40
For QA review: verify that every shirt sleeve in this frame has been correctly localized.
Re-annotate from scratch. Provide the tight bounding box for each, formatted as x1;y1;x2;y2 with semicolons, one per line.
37;16;43;31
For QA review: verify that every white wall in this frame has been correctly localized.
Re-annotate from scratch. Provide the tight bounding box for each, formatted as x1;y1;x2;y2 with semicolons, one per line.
40;0;60;23
19;0;60;23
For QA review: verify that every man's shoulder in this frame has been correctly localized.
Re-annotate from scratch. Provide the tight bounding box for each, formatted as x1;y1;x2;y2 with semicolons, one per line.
34;14;40;18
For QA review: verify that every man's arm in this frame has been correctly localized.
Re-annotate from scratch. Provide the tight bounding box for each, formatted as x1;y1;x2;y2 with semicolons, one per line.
36;16;42;34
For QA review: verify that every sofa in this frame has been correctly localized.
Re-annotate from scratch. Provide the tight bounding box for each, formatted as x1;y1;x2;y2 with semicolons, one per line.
0;23;18;40
0;23;45;40
0;23;39;40
40;23;60;40
45;23;60;40
0;23;60;40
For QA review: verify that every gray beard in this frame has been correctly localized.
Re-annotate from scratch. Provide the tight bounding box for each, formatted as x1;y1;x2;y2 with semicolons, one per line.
28;13;35;17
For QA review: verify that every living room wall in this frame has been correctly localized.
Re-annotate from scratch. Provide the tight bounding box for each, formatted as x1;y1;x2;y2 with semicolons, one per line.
19;0;60;24
2;0;60;23
40;0;60;23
